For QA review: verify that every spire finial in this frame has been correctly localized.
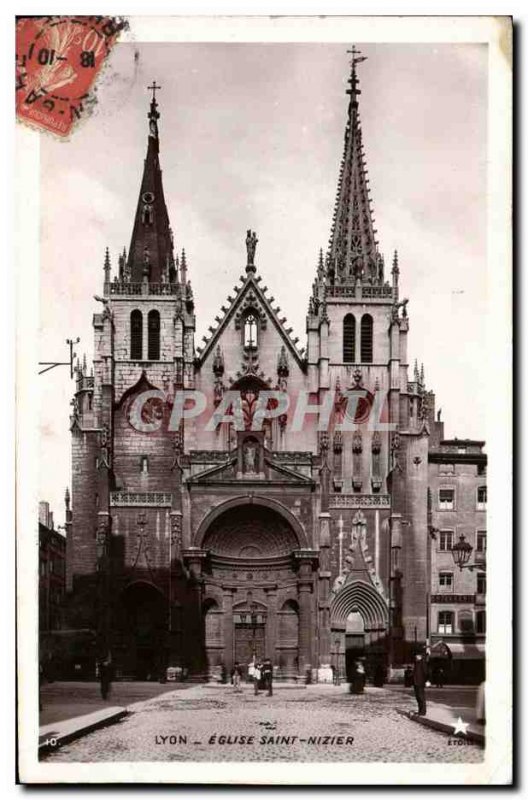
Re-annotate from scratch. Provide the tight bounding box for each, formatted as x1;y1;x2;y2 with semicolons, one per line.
346;46;368;97
148;80;161;103
392;250;399;295
147;81;161;141
317;248;325;282
104;247;111;285
180;248;188;285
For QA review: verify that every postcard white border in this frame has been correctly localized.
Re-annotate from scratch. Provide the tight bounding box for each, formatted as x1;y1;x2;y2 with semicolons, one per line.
15;12;512;786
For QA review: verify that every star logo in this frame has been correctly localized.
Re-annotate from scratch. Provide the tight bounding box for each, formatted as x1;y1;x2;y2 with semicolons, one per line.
452;716;470;736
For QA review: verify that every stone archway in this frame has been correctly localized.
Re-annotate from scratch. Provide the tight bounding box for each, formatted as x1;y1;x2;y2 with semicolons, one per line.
195;500;312;678
201;505;300;558
330;579;389;682
119;581;168;680
195;495;309;551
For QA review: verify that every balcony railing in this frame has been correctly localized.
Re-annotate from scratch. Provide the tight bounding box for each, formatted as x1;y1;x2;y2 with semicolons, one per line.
109;282;181;296
326;284;393;300
110;491;173;506
329;493;390;508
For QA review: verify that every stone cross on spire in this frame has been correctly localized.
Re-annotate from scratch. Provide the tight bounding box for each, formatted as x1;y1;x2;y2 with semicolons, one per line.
147;80;161;142
346;46;368;98
148;80;161;101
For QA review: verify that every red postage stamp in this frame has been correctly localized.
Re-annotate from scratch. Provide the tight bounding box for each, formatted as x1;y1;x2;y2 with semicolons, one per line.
15;16;126;138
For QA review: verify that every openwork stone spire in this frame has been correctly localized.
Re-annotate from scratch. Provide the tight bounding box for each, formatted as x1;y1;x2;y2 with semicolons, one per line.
127;82;177;284
327;48;383;286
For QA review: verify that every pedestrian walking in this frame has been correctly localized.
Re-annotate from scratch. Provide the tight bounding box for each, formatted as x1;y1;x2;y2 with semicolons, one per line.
373;662;385;687
253;660;262;695
99;653;113;700
231;662;243;692
350;660;366;694
261;657;273;696
412;653;427;715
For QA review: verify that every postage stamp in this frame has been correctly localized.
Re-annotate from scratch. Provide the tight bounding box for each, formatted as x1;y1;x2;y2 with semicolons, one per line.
15;14;512;786
15;16;127;137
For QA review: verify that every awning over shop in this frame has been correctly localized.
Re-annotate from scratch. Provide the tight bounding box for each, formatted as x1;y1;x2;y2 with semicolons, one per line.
429;641;452;659
446;643;486;660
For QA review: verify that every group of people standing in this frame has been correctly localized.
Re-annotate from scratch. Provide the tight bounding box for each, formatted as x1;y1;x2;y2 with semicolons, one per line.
345;652;431;716
231;657;273;696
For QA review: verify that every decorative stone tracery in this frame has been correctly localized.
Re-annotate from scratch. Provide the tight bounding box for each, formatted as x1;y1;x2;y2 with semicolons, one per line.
234;291;267;332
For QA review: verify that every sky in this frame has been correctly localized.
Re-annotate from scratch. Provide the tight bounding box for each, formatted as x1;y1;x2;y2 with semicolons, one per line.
38;42;488;527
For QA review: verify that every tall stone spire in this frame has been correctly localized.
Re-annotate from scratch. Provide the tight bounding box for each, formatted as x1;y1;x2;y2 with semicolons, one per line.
327;48;382;286
127;82;175;284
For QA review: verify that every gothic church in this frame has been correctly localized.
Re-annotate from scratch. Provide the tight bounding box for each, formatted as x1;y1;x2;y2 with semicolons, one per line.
66;54;454;682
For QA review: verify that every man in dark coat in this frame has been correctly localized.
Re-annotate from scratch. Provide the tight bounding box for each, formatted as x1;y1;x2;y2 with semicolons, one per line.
99;655;113;700
412;654;427;715
261;658;273;696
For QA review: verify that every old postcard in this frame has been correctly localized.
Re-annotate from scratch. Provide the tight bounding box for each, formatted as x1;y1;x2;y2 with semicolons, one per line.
16;14;512;785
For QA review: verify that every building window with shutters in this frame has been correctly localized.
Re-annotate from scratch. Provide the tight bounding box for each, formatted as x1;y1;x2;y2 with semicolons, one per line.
438;488;455;510
477;485;487;510
130;309;143;360
438;610;454;635
477;572;486;595
476;531;487;552
439;530;454;551
438;572;453;590
148;310;160;360
458;610;475;634
476;610;486;634
360;313;373;363
343;313;356;363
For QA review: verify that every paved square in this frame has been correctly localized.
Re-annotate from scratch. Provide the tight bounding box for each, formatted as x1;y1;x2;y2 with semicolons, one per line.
45;684;483;763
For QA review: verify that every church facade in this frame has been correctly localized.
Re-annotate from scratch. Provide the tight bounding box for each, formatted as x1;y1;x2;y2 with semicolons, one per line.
65;55;485;682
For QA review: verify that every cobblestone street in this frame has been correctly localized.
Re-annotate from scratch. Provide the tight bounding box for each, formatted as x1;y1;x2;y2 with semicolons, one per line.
45;684;483;763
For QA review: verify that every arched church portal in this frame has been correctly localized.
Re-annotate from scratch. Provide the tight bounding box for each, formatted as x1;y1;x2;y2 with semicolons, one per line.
118;581;167;680
198;501;310;678
330;580;389;682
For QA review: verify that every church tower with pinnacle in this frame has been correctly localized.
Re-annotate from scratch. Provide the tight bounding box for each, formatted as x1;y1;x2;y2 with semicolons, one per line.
306;49;435;666
66;53;476;684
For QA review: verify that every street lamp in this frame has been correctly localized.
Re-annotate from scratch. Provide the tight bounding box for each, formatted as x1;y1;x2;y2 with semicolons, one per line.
450;534;485;571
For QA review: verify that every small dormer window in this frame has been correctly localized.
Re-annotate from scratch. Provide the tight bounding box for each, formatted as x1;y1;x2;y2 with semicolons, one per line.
244;314;258;348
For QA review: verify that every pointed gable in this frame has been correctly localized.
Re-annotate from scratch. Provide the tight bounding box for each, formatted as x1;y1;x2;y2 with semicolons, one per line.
196;268;306;373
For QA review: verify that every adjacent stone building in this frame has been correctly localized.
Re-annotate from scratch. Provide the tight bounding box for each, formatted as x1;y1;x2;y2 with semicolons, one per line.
39;501;66;639
427;437;487;683
65;55;486;682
